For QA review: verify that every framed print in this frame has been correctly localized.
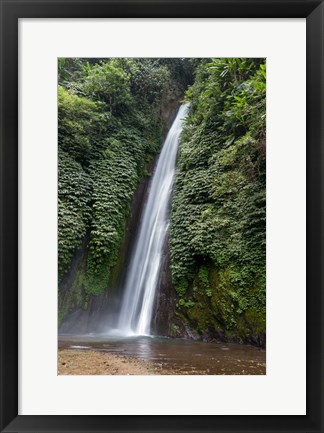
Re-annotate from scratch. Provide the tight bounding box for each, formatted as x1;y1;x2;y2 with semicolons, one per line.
0;0;323;432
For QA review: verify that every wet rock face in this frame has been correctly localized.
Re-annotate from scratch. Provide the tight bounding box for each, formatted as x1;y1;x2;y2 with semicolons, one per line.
250;333;266;348
150;234;176;336
159;86;184;134
58;234;89;328
59;290;110;334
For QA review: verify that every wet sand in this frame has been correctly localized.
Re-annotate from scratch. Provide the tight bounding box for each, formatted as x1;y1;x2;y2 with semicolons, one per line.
58;349;158;375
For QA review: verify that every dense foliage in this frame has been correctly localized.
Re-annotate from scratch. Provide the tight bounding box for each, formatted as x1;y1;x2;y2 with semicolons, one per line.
58;57;266;345
169;59;266;344
58;58;189;321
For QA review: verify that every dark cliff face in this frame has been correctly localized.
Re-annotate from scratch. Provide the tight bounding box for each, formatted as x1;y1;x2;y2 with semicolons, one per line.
150;234;176;336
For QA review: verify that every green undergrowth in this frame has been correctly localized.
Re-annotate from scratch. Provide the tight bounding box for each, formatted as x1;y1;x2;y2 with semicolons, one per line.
58;58;192;322
169;58;266;344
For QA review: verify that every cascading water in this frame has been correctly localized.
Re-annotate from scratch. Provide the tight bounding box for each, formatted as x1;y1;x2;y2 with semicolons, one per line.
117;104;189;336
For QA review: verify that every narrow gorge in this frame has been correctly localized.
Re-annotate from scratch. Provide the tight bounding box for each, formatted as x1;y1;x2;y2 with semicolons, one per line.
58;58;266;374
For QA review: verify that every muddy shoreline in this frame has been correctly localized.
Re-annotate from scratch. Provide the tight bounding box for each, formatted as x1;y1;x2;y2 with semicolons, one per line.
58;350;159;375
58;335;266;375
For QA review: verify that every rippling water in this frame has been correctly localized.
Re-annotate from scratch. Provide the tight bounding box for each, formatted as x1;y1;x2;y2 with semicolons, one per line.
58;335;266;375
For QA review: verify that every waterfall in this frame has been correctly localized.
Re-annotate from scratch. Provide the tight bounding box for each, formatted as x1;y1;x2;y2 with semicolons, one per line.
117;104;189;336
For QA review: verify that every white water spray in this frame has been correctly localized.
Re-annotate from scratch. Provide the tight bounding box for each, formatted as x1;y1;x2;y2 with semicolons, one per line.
117;104;189;336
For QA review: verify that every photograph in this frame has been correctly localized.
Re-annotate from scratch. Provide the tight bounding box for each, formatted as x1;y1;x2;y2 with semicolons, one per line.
2;0;323;429
57;57;266;375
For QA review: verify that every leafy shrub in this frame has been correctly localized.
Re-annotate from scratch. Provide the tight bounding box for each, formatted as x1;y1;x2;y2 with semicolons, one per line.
170;58;266;342
58;58;185;318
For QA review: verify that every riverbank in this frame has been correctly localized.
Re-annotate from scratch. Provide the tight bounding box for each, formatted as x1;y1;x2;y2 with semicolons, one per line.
58;349;158;375
58;349;219;375
58;335;266;375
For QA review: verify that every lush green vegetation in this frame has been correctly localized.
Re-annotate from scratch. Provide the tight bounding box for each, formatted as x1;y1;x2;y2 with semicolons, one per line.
58;58;266;345
58;58;191;319
169;59;266;344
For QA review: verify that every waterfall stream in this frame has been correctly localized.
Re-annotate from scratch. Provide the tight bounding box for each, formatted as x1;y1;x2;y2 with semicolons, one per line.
116;104;189;336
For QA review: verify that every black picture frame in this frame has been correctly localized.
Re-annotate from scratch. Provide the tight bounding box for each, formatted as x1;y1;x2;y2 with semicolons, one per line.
1;1;323;432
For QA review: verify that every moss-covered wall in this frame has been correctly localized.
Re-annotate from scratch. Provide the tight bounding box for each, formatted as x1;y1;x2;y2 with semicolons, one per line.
58;75;183;329
168;59;266;347
58;58;266;347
